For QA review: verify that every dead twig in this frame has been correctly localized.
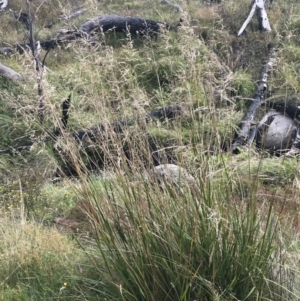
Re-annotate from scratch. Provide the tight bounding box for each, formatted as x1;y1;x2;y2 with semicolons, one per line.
26;0;45;123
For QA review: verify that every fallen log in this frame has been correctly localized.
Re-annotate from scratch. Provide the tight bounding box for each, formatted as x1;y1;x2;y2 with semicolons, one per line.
268;102;300;121
0;15;174;54
232;0;278;153
72;104;183;143
79;15;173;35
0;142;33;154
0;103;183;155
0;62;22;81
0;47;15;55
232;44;277;153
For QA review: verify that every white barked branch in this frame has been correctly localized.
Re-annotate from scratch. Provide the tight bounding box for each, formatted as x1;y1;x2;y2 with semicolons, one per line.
238;0;271;36
0;0;8;10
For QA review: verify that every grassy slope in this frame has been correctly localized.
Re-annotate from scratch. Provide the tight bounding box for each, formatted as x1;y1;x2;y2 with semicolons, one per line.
0;0;300;300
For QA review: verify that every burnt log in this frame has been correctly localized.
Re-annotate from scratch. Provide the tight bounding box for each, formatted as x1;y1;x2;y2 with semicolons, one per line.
0;15;174;54
14;12;30;30
59;103;183;175
0;103;183;160
0;142;33;154
268;102;300;121
78;15;173;36
72;104;182;143
232;44;277;153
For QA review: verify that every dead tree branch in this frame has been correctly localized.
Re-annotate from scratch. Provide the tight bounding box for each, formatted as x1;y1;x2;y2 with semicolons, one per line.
238;0;271;36
0;0;8;10
26;1;45;123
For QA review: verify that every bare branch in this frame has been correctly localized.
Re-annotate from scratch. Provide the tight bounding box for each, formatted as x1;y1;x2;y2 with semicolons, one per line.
0;0;8;10
26;0;45;124
238;1;257;36
238;0;271;36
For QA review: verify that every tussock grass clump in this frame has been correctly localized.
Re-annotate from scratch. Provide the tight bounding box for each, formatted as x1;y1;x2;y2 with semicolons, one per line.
76;172;298;301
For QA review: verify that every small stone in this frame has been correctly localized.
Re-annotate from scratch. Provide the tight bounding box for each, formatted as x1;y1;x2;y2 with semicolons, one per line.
148;164;195;185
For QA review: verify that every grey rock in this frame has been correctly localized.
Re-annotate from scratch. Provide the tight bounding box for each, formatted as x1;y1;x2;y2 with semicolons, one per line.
147;164;195;185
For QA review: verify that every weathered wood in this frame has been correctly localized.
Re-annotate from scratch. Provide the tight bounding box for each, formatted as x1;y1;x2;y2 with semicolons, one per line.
256;0;271;32
0;142;33;154
238;0;271;36
26;2;45;124
0;15;174;54
0;103;183;155
0;47;15;55
0;0;8;10
78;15;173;36
72;104;183;143
0;62;22;81
232;44;277;152
268;102;300;121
